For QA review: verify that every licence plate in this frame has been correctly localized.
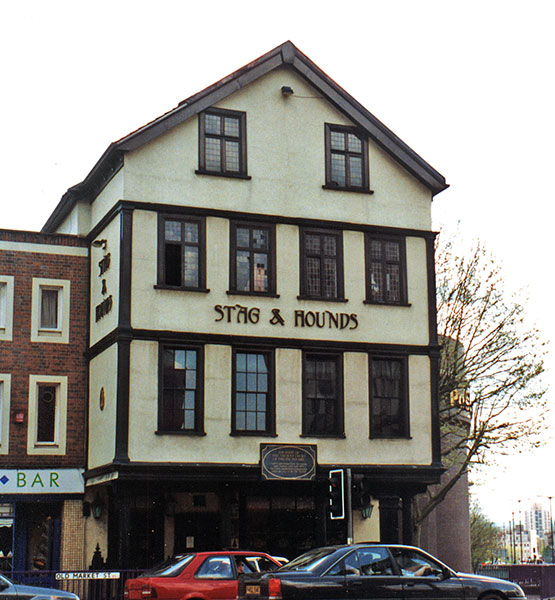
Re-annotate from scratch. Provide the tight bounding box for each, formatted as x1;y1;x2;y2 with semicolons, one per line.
246;585;260;596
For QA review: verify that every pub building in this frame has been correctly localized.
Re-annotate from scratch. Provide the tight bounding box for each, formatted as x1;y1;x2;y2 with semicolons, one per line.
41;41;448;567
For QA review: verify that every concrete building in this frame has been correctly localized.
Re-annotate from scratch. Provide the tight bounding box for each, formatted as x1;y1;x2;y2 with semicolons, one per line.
4;41;448;568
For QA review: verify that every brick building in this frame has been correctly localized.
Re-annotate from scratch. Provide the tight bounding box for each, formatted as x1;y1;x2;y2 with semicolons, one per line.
0;229;88;571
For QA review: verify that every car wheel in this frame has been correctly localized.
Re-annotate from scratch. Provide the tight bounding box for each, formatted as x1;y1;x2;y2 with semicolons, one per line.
480;593;504;600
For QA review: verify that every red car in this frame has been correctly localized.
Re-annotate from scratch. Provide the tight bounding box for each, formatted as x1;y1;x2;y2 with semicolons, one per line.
124;551;281;600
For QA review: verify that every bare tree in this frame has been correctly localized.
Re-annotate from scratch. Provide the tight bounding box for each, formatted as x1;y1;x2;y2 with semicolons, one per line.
414;234;548;536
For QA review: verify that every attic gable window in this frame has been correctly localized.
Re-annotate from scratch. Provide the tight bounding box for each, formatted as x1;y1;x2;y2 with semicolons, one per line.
197;108;249;179
324;123;371;193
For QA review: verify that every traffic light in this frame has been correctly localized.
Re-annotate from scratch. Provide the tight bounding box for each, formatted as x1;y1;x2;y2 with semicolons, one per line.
328;469;345;520
352;475;372;510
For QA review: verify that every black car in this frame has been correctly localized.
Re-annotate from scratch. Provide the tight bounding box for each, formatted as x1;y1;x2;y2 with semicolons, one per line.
238;544;526;600
0;573;80;600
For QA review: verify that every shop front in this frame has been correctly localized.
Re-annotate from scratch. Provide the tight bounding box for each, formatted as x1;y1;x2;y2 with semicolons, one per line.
0;468;84;572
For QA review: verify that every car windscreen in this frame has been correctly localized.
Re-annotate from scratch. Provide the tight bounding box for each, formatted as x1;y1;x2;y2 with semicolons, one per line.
140;554;195;577
277;547;337;572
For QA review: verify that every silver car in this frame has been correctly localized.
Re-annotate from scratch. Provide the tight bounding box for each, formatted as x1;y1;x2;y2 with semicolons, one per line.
0;573;80;600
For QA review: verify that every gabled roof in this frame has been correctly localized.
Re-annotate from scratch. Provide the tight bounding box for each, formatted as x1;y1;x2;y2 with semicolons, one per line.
42;41;448;233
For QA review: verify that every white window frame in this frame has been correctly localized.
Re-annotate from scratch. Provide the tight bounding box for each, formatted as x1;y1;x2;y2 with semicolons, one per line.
0;276;15;342
27;375;68;455
0;375;11;455
31;278;70;344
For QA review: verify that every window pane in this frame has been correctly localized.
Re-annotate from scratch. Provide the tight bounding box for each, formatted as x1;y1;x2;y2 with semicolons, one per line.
205;114;221;135
370;263;384;301
347;133;362;153
165;221;182;241
331;153;346;186
236;251;251;291
165;243;182;286
184;390;196;410
372;359;404;437
322;235;337;256
37;385;56;442
246;412;257;430
236;227;250;247
252;229;268;250
186;350;197;370
305;234;320;255
184;222;199;243
205;137;221;171
306;257;321;296
385;241;400;261
0;283;6;328
386;264;400;302
234;352;269;433
184;246;199;288
40;289;59;329
257;354;268;372
224;117;240;137
225;140;240;172
162;348;198;431
253;253;268;292
368;238;403;305
349;156;362;187
174;350;186;370
236;372;246;391
236;412;246;430
330;130;345;150
304;356;340;435
323;259;338;298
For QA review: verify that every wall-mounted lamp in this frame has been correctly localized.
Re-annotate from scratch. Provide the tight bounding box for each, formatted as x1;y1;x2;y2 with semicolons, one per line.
91;494;105;519
11;410;25;424
92;239;107;250
361;504;374;520
281;86;294;97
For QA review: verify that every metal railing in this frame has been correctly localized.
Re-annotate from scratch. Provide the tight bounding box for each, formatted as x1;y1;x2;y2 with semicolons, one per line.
8;569;143;600
475;564;555;599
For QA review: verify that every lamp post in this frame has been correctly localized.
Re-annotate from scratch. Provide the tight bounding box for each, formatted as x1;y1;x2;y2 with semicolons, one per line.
512;511;516;564
549;496;554;564
519;508;523;563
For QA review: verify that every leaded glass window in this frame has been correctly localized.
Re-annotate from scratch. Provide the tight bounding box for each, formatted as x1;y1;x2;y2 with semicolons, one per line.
370;357;408;438
301;229;343;300
231;223;274;294
199;109;247;176
366;235;406;305
303;353;343;436
325;124;369;191
160;216;205;290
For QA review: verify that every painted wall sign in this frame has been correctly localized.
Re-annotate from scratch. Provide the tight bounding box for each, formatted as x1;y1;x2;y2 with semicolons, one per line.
95;250;113;322
0;469;84;494
261;444;317;480
214;304;358;330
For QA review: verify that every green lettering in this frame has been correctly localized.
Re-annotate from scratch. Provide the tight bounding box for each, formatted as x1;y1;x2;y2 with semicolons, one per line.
32;473;44;487
50;472;60;487
17;473;26;487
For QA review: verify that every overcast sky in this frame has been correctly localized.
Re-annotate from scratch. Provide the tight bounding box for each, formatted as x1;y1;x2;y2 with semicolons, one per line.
2;0;554;523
